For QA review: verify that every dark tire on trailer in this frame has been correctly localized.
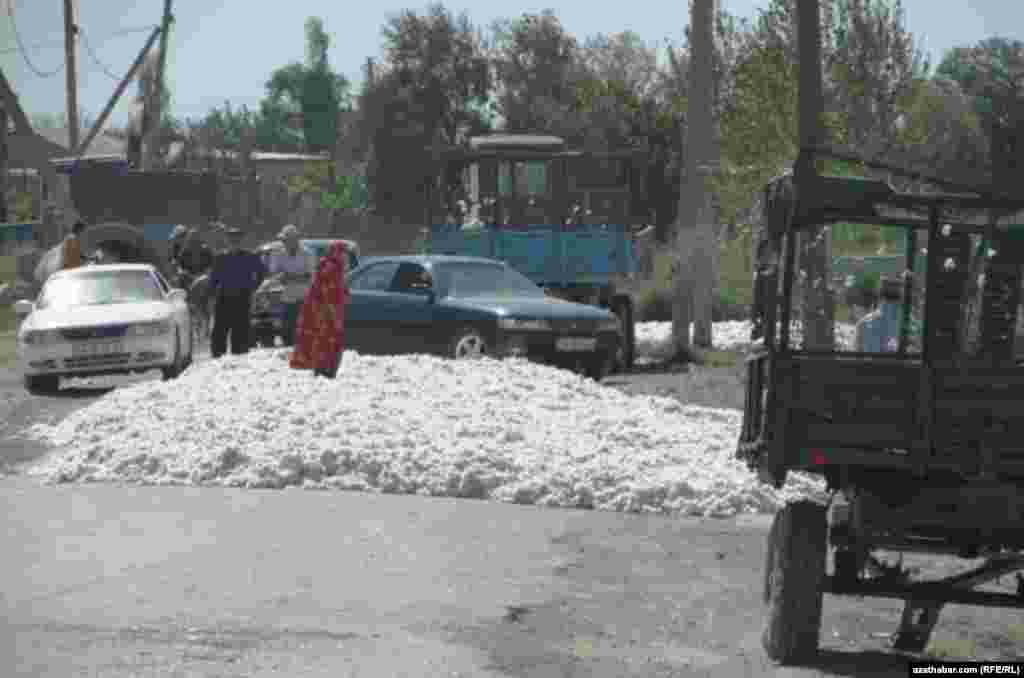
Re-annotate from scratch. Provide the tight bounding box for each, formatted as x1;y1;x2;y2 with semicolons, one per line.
611;294;635;372
25;374;60;395
762;500;828;664
450;326;489;360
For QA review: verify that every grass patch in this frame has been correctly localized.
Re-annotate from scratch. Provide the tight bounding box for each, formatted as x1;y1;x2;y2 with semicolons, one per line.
1009;624;1024;644
0;304;17;366
925;637;978;660
699;349;742;369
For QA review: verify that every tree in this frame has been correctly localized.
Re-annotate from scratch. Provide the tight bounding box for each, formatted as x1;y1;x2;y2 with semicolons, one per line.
936;37;1024;192
491;11;587;139
360;4;492;218
671;0;720;356
265;17;352;154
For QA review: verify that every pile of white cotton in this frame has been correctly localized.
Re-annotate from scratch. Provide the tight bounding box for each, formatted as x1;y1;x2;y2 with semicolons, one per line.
22;350;824;517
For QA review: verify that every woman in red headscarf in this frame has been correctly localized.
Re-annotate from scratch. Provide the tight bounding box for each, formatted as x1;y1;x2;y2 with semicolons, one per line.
289;241;351;378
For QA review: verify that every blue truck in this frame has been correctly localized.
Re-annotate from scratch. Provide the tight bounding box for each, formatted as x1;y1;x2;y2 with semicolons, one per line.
424;134;651;370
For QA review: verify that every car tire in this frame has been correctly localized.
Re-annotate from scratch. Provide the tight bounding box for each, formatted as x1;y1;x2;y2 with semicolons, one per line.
583;352;613;381
450;327;488;360
611;295;635;372
162;329;184;381
25;374;60;395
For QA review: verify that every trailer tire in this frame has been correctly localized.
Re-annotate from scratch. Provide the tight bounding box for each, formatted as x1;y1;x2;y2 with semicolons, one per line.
611;295;635;372
762;500;827;664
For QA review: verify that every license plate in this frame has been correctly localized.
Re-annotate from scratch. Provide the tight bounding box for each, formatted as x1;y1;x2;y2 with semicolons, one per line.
556;337;597;352
72;340;124;357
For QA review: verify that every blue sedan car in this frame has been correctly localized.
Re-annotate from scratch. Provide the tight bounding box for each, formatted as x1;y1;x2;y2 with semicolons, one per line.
345;255;621;379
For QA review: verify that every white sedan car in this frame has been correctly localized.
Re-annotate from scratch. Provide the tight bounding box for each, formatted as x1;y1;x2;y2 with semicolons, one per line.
14;263;194;394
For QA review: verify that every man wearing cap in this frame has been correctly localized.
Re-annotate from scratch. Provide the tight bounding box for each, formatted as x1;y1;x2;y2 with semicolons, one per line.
855;277;906;353
266;224;317;346
208;227;267;358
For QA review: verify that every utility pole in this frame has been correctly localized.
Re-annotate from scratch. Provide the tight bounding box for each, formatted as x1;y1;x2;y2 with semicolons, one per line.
77;27;162;158
795;0;834;350
0;103;8;223
63;0;80;150
142;0;173;169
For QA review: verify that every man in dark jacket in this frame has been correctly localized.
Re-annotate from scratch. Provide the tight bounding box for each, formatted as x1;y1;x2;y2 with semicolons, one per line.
208;227;266;358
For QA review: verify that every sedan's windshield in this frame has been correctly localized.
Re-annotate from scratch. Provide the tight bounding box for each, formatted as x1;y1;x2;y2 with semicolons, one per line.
37;270;165;311
435;262;544;298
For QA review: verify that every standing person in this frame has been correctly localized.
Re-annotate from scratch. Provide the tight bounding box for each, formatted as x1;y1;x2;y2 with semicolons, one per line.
168;225;189;267
61;221;87;271
208;227;267;358
289;241;351;378
855;277;904;353
266;224;317;346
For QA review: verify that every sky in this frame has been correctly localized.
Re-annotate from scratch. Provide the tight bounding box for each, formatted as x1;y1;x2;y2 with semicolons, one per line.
2;0;1022;131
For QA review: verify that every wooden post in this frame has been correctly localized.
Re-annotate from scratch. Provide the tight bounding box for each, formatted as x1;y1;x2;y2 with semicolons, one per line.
0;104;7;223
64;0;80;151
795;0;834;350
143;0;174;169
77;27;161;158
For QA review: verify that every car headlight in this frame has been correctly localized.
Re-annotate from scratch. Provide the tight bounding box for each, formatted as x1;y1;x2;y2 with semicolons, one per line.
129;320;173;337
21;329;61;346
498;318;552;331
598;317;621;332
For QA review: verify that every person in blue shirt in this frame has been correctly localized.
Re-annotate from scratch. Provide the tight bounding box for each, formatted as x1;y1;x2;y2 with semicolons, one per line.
208;227;267;358
855;277;906;353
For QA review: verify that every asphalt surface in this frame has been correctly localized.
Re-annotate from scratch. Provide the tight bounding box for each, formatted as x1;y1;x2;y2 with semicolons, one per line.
2;355;1021;676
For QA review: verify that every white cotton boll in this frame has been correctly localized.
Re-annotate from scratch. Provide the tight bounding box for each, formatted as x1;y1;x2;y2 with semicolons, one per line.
944;258;956;272
942;223;952;236
988;248;997;258
21;321;838;517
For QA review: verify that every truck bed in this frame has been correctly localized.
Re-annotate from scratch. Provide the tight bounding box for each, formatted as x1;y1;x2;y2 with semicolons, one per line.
429;222;638;288
745;352;1024;478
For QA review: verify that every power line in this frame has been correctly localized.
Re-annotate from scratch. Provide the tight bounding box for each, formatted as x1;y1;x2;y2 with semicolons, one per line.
0;25;157;55
79;26;123;81
6;0;64;78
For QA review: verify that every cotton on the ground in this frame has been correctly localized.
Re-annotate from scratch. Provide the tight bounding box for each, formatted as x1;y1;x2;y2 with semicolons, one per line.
635;320;857;361
22;348;824;517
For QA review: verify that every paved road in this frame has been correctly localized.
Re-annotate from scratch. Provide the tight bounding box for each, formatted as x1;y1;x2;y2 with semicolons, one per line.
1;357;1019;676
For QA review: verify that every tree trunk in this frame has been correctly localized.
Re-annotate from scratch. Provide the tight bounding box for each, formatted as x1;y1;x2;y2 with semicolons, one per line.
796;0;834;351
0;104;8;223
673;0;719;353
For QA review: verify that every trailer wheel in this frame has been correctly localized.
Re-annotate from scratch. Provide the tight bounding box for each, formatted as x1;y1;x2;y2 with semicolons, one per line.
762;500;827;664
611;295;635;371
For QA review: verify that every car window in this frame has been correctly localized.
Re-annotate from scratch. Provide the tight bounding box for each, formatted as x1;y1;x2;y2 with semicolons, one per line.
350;262;400;292
434;262;544;298
37;270;166;311
391;263;433;293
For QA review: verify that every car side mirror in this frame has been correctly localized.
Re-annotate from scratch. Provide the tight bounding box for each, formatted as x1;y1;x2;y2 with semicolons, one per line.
13;299;34;317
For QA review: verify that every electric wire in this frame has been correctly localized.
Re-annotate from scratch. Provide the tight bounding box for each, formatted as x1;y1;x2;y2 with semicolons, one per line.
78;26;123;81
6;0;64;78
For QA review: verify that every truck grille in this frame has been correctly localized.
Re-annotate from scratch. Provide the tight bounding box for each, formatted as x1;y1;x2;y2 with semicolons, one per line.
61;324;130;341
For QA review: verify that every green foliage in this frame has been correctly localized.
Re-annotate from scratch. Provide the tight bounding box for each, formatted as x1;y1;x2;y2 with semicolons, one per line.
360;4;492;217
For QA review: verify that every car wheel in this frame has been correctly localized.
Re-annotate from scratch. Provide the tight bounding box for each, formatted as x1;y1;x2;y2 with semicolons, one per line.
162;329;183;381
450;327;488;360
25;374;60;395
611;296;635;372
583;352;613;381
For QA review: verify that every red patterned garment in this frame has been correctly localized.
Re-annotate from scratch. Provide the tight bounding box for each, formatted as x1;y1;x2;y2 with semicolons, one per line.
289;241;351;374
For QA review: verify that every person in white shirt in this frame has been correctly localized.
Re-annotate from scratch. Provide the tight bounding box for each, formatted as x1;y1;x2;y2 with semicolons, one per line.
266;224;318;346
